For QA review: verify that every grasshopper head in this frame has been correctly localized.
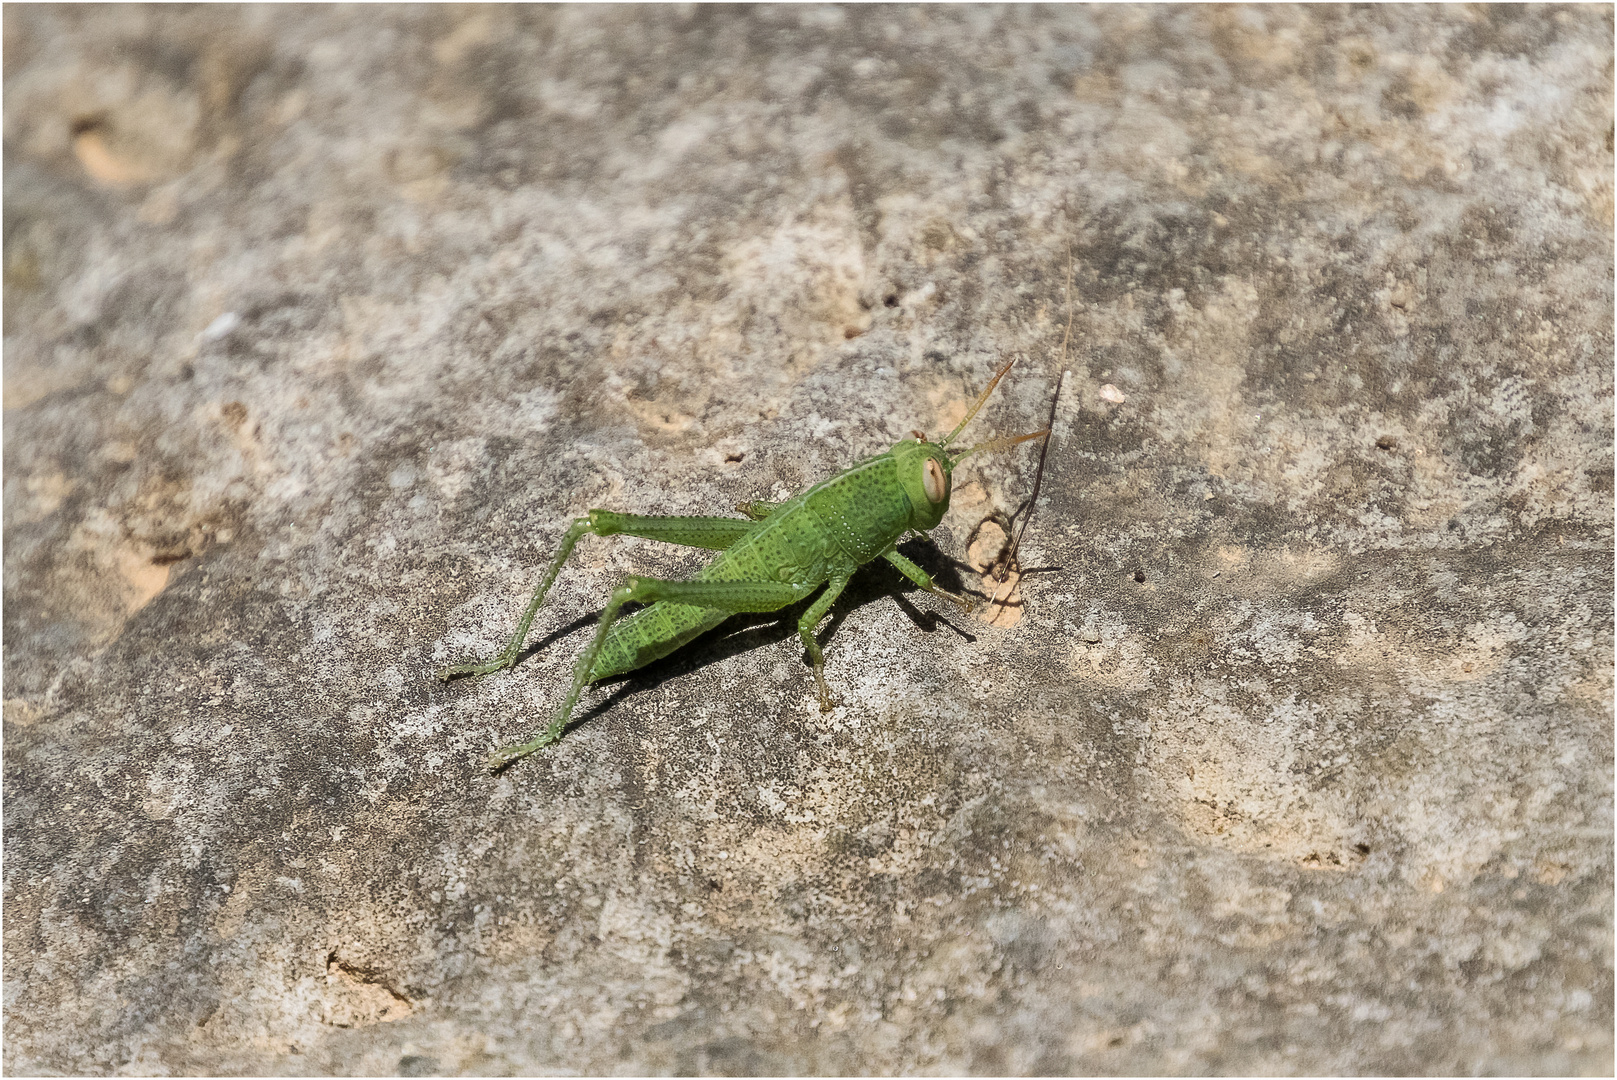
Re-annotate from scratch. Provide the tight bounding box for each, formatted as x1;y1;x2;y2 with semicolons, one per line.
892;436;955;531
894;356;1050;532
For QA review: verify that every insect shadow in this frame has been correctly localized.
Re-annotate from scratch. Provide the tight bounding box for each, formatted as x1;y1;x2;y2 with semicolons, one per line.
511;536;981;743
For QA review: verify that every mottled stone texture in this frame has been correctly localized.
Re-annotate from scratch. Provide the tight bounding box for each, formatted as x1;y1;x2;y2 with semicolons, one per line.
4;5;1611;1075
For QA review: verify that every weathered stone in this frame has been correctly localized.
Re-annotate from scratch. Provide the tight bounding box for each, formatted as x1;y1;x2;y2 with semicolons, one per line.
5;5;1611;1074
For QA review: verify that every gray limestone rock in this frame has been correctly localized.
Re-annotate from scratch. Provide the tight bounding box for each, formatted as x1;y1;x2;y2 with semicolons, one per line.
5;5;1611;1074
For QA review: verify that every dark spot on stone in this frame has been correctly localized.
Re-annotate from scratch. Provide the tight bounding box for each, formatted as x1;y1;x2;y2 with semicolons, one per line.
1380;74;1423;120
884;293;900;307
725;453;744;463
1133;569;1146;583
1375;435;1398;450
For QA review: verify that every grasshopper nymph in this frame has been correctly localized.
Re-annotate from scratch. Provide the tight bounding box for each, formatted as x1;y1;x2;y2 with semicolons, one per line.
439;357;1047;771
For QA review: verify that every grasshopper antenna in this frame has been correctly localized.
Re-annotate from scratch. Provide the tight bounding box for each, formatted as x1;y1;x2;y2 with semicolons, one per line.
948;427;1049;464
940;355;1019;449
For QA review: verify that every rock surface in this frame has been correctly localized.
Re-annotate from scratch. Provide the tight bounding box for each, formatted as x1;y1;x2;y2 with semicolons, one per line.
4;5;1611;1074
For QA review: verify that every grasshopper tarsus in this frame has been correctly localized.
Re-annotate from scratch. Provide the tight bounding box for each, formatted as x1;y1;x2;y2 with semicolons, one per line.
809;658;839;712
488;735;550;771
488;741;541;773
438;658;504;682
488;711;569;771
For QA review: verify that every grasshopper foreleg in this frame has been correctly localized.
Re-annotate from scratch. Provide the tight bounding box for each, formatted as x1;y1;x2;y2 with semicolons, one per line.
882;549;977;615
489;573;819;771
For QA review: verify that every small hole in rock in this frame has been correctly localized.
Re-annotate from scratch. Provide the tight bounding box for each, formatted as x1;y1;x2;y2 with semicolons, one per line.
884;294;900;307
725;453;744;463
1133;570;1146;583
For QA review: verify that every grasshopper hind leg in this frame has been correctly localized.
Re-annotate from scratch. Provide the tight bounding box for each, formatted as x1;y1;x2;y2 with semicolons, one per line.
438;516;595;681
490;573;816;771
439;510;761;683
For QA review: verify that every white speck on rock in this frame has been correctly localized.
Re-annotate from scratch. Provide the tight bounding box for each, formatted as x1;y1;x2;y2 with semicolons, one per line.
199;312;241;341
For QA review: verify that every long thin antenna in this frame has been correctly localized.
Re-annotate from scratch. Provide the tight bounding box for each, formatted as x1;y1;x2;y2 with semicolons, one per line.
949;427;1049;464
941;354;1018;448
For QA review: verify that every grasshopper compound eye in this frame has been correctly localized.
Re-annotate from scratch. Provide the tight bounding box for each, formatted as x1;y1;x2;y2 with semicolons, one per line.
922;457;947;503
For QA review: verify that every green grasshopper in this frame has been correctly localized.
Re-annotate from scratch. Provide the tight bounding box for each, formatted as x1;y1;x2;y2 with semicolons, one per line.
439;356;1048;771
